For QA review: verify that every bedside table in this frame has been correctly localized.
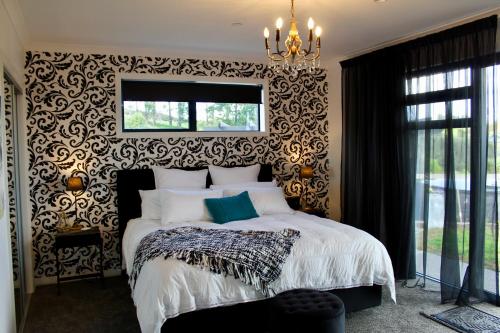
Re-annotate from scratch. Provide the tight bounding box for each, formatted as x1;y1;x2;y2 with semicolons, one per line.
55;226;104;295
285;196;301;210
298;207;327;218
286;196;327;218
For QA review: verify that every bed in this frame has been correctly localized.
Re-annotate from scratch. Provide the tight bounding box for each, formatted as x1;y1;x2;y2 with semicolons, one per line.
117;164;396;333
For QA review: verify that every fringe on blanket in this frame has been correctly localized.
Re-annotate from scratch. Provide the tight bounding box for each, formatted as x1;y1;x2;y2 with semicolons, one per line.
129;227;300;297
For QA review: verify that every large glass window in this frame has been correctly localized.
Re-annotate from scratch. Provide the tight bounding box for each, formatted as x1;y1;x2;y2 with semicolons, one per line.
483;64;500;294
121;80;264;133
409;62;499;295
408;67;472;284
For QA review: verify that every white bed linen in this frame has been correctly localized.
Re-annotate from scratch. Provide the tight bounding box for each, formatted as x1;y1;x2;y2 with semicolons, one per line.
123;212;396;333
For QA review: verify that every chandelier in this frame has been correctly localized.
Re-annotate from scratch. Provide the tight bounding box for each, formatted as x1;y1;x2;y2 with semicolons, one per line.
263;0;322;74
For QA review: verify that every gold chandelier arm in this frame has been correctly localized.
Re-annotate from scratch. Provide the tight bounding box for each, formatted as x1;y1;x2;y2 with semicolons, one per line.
302;36;321;60
315;46;321;60
268;50;294;62
267;51;280;62
304;39;313;55
313;37;321;60
302;45;320;61
275;40;282;54
267;49;285;62
281;47;292;60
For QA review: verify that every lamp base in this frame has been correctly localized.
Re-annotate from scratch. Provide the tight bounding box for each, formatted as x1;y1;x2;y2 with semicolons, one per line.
300;205;315;213
57;225;83;233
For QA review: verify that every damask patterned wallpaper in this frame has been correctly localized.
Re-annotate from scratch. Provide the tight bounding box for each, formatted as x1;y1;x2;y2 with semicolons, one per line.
4;79;18;282
25;51;329;279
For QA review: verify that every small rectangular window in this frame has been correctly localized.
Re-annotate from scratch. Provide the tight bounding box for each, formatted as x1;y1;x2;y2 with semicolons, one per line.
120;79;264;134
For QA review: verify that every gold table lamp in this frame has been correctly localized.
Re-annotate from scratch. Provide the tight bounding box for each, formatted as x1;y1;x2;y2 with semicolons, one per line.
299;165;314;211
66;176;84;223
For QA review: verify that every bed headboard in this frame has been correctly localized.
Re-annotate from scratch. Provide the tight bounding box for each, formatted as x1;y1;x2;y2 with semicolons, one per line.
116;164;272;262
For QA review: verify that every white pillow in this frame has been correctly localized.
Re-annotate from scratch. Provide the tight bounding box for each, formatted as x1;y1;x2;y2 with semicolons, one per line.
208;164;261;185
160;189;223;224
139;189;161;220
210;180;277;190
223;188;293;215
152;167;208;189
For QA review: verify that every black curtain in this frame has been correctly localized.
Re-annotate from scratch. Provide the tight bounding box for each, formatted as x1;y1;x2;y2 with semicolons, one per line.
341;49;415;280
341;16;498;304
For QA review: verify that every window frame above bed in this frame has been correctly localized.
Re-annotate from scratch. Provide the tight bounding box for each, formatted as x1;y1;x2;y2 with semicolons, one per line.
115;73;270;138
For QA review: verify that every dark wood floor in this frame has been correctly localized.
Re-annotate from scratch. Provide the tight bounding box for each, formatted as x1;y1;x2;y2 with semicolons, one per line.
24;276;140;333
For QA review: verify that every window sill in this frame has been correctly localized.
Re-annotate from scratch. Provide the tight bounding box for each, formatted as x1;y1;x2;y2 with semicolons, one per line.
115;130;270;139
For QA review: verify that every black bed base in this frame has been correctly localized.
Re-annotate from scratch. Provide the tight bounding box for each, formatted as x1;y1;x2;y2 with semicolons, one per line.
161;285;382;332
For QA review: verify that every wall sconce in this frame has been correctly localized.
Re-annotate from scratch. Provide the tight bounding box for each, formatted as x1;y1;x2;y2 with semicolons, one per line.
66;176;84;224
299;165;314;211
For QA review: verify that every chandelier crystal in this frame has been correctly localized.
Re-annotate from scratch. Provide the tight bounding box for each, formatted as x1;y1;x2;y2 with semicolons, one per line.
263;0;322;74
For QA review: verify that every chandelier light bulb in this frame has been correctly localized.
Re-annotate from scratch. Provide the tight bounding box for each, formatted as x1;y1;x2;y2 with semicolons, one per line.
315;26;322;37
264;27;270;38
308;17;315;30
276;17;284;29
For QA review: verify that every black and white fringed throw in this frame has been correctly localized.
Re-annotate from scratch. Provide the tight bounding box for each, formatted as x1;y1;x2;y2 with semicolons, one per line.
129;227;301;296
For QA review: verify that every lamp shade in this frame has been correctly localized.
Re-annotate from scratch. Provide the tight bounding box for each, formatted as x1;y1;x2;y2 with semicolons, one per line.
66;177;84;191
299;165;314;179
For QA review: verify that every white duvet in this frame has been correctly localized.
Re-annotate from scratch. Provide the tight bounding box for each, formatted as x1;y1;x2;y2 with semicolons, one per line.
123;212;396;333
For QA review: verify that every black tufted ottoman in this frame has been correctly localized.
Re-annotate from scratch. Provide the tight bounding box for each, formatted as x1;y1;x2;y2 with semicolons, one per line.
268;289;345;333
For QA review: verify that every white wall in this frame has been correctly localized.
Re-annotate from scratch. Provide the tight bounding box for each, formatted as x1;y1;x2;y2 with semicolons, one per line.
0;0;28;332
0;0;25;80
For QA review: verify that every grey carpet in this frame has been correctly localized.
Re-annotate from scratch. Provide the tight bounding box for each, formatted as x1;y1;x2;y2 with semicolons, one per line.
347;282;500;333
24;277;140;333
24;276;500;333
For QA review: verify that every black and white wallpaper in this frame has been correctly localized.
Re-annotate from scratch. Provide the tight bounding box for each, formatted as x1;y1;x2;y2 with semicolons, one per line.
25;51;329;279
4;79;19;283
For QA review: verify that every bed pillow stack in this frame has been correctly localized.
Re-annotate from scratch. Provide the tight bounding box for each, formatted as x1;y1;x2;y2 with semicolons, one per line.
140;168;213;224
221;187;293;216
208;164;261;185
208;164;293;220
159;189;223;224
152;167;208;189
139;164;293;225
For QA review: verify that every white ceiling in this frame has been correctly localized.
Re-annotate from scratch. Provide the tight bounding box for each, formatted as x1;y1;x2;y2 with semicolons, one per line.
19;0;500;61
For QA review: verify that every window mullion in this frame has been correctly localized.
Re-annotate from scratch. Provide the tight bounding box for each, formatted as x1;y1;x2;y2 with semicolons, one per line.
406;87;472;105
188;101;197;131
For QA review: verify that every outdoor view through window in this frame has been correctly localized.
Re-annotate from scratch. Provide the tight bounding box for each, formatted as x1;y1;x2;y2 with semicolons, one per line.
124;101;190;130
123;102;260;131
195;103;259;131
409;64;499;294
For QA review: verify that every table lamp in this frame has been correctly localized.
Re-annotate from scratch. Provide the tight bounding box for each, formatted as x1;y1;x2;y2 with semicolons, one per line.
66;176;84;223
299;165;314;212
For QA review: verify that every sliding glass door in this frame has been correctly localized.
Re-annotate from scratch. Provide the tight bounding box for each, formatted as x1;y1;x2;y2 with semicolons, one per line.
410;62;499;302
483;63;500;297
410;71;472;281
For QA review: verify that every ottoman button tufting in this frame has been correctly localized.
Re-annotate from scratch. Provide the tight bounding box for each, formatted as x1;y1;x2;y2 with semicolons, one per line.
268;289;345;333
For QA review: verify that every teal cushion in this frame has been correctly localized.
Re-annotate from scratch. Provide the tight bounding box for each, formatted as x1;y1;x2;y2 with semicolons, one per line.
204;191;259;224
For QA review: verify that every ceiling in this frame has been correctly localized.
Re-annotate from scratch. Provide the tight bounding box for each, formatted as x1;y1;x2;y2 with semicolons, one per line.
19;0;500;61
